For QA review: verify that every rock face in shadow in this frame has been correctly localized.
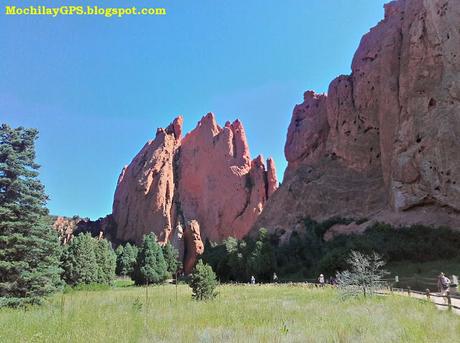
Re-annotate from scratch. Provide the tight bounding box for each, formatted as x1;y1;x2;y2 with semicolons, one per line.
254;0;460;238
112;113;278;272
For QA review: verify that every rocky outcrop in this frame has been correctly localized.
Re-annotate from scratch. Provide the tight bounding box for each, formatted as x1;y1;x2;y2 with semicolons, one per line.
53;216;78;244
112;113;277;271
183;220;204;274
255;0;460;237
52;215;112;244
112;117;182;245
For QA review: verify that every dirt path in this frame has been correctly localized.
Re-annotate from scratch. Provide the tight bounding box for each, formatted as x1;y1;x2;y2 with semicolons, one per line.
391;290;460;315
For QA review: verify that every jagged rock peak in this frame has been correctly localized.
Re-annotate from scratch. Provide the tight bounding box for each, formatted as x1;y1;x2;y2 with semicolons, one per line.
112;113;278;272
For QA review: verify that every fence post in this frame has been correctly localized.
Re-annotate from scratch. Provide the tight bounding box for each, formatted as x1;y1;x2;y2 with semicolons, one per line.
407;286;411;297
425;289;430;300
447;291;452;311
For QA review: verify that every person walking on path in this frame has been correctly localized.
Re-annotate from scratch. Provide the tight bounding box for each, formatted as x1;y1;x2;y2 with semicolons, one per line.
318;274;325;287
251;275;256;285
437;272;451;301
273;272;278;283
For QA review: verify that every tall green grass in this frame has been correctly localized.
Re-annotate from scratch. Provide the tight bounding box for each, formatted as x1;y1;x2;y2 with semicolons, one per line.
0;284;459;342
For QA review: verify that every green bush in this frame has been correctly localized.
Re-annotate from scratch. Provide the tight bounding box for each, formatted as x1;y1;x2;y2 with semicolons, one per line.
189;260;218;300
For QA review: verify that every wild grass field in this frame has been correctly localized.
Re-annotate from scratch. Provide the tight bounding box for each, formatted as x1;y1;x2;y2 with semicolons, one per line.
1;283;459;343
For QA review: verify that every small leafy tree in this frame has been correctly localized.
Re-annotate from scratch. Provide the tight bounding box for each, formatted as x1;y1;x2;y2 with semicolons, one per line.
94;238;116;285
132;233;168;285
225;237;248;281
116;243;138;277
0;125;62;307
336;250;388;297
189;260;218;300
162;242;181;276
247;228;275;281
61;233;98;286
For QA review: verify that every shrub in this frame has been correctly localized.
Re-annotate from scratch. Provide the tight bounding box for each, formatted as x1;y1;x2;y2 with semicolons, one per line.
189;260;218;300
336;250;388;297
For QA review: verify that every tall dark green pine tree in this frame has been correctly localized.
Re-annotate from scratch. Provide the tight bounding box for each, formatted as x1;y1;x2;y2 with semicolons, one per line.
162;242;181;276
116;243;138;277
94;238;116;285
0;124;62;307
132;233;168;285
61;233;98;286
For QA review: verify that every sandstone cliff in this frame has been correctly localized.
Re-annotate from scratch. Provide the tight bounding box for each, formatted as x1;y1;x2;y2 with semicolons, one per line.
255;0;460;237
112;113;278;270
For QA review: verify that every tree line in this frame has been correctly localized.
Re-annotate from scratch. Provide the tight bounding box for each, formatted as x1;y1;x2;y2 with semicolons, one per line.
0;124;183;307
203;216;460;283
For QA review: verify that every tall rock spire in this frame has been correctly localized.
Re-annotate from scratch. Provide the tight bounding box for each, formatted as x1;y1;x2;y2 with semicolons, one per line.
111;114;277;272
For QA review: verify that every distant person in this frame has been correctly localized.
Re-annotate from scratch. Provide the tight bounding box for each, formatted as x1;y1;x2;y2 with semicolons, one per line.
273;272;278;283
437;272;451;297
251;275;256;285
318;274;325;287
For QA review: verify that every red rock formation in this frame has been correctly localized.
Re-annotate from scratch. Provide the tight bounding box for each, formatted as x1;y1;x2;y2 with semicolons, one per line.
255;0;460;237
112;113;277;272
53;216;78;244
183;220;204;274
112;117;182;244
52;215;112;244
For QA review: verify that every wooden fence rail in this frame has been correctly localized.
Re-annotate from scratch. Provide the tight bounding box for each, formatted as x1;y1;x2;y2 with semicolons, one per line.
376;286;460;313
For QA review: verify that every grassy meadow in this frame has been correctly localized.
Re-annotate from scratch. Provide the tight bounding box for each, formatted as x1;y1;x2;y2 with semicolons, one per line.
1;283;459;342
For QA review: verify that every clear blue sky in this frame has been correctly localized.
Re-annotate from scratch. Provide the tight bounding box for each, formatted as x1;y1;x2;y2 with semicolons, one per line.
1;0;388;219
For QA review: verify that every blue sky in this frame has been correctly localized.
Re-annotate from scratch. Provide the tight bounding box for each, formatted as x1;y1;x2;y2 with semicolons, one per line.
1;0;388;219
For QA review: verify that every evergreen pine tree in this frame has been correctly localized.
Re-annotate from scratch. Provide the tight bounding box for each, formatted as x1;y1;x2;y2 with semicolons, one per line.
132;233;168;285
0;124;62;307
162;242;181;276
116;243;138;277
61;233;98;286
94;238;116;285
189;260;218;300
